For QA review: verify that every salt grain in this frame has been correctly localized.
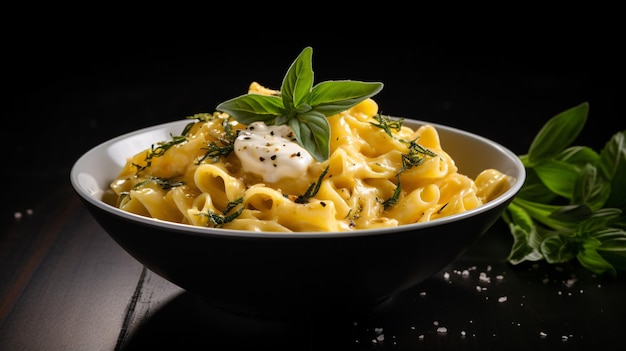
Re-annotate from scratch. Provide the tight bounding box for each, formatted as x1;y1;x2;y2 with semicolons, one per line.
498;296;507;303
14;212;22;219
436;327;448;334
540;331;547;338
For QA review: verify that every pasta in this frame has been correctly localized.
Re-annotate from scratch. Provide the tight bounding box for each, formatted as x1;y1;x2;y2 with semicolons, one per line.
108;83;513;232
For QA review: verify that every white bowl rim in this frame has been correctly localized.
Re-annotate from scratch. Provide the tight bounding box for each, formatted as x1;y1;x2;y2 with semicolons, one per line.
70;118;525;239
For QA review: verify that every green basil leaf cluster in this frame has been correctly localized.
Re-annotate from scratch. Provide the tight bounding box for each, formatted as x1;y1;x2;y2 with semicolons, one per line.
215;46;384;162
502;102;626;276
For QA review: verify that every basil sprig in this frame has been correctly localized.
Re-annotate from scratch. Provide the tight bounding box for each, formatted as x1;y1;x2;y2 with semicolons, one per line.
502;102;626;276
215;46;383;161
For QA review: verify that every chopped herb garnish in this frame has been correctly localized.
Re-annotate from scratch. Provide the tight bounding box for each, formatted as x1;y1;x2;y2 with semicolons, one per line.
187;112;217;123
382;175;402;209
379;129;438;209
371;113;403;137
399;139;439;174
223;197;244;214
196;115;238;164
295;166;329;204
196;142;235;164
132;176;185;191
201;197;245;227
133;135;188;173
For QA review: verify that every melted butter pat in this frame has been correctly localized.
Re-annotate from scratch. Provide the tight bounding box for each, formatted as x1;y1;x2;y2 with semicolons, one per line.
234;122;314;183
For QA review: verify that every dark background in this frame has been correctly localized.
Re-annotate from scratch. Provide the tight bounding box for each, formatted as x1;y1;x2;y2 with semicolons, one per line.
4;21;621;226
2;15;625;351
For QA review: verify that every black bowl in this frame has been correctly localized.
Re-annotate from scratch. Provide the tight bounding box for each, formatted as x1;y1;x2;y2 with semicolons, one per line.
70;118;525;318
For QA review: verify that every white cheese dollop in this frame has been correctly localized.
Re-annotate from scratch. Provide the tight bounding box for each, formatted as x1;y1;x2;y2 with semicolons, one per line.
234;121;314;183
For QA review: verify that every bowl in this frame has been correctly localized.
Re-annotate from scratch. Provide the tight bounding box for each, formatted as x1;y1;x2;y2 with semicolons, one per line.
70;118;525;318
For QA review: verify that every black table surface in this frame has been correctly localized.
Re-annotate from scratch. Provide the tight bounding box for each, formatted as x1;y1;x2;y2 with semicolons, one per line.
2;35;624;350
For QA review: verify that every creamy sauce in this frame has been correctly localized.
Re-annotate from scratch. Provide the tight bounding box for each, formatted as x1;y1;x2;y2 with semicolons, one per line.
234;122;314;183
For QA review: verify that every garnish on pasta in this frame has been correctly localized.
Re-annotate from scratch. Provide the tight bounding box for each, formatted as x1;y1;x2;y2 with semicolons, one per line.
216;46;383;162
108;47;513;231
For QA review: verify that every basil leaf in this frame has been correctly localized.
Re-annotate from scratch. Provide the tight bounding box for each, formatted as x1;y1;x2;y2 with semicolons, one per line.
502;202;534;233
528;102;588;166
515;168;558;203
507;223;542;264
310;80;384;116
533;159;579;200
513;197;575;229
281;46;314;111
573;163;611;211
599;131;626;209
599;131;626;179
216;94;285;125
577;238;616;275
549;204;593;223
541;235;576;263
557;145;600;166
288;110;330;162
503;202;545;263
579;208;623;233
596;228;626;271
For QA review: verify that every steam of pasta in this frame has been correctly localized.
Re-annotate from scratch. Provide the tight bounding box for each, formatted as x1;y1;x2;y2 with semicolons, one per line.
109;84;513;232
